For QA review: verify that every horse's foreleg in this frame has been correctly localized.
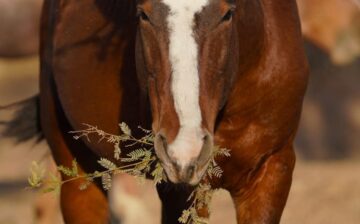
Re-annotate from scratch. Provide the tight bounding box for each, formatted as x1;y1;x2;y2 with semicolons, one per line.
45;137;112;224
45;139;113;223
230;145;295;224
60;173;111;224
43;140;112;224
157;183;194;224
40;74;113;223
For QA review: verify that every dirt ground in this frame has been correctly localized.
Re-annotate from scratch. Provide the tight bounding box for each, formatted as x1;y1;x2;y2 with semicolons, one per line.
0;58;359;224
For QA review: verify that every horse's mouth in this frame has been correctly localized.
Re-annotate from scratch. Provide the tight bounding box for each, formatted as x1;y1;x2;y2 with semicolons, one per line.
157;156;211;186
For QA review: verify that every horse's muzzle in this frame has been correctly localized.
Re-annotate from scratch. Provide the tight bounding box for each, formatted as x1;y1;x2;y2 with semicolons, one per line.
154;130;213;185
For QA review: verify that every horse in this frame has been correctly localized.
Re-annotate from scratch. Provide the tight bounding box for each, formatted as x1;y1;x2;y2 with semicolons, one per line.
0;0;42;57
5;0;308;223
298;0;360;64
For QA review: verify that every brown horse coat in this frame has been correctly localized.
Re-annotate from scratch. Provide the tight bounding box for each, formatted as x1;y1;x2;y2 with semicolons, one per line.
39;0;308;223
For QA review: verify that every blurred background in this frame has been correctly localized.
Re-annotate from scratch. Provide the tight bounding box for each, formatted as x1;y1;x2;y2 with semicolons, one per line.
0;0;359;223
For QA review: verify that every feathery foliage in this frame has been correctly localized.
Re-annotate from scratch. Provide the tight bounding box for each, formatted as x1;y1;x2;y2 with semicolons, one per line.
28;123;231;223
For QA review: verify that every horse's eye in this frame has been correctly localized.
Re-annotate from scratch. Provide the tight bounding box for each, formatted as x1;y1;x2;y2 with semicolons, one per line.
222;10;233;22
139;11;150;21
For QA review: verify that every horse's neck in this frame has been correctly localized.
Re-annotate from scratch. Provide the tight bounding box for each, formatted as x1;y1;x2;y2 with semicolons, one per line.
235;0;265;76
224;0;305;117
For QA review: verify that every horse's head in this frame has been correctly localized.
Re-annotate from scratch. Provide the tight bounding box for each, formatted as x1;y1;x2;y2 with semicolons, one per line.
135;0;238;185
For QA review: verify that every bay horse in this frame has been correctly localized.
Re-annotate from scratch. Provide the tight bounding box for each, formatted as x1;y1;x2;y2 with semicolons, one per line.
7;0;308;223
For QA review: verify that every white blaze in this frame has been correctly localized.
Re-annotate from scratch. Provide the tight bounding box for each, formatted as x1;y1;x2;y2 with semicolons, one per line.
162;0;209;167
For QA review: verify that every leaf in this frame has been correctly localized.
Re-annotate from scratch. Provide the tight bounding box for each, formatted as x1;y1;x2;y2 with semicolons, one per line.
208;166;223;178
215;148;231;158
151;162;165;185
121;149;151;162
178;209;191;223
101;173;112;191
98;158;117;170
71;160;79;177
114;143;121;160
42;185;60;194
119;122;131;136
108;135;121;143
78;177;93;191
92;171;102;178
145;134;155;143
57;165;73;177
28;161;44;188
183;183;214;224
57;160;79;177
79;181;91;191
135;161;150;172
42;173;61;194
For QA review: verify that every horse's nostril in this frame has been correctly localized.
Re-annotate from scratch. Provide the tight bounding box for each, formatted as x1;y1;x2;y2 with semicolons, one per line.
155;133;168;152
159;134;168;150
154;133;171;162
202;133;212;144
202;134;208;142
173;162;181;172
187;165;195;178
198;132;213;164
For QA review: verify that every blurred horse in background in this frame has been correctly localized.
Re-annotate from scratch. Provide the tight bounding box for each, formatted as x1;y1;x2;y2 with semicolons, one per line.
298;0;360;64
296;0;360;159
0;0;42;57
0;1;62;223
